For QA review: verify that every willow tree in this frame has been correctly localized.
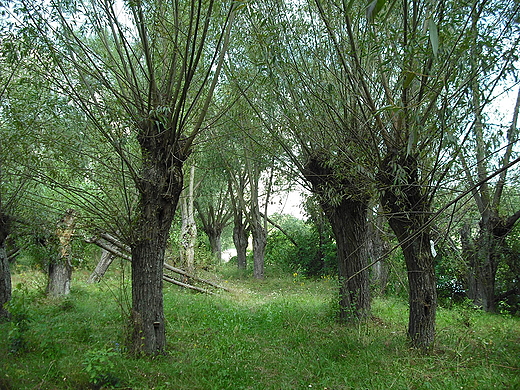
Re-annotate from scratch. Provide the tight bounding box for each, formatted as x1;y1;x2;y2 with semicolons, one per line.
19;0;237;354
309;0;513;348
458;1;520;312
230;0;372;318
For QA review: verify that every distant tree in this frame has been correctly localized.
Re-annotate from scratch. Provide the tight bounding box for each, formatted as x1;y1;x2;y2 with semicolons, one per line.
46;209;77;296
194;169;233;264
179;164;198;275
234;0;372;319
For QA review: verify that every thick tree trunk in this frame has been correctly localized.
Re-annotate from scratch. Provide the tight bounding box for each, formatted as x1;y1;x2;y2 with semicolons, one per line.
325;199;371;321
207;231;223;263
131;184;179;355
233;211;248;270
468;227;497;311
0;242;11;320
304;156;371;321
47;260;72;296
250;206;266;279
380;152;437;350
131;125;187;355
393;225;436;348
464;214;518;312
47;210;76;297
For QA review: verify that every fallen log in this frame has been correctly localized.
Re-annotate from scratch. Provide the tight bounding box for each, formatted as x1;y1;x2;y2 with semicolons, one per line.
99;232;130;253
162;275;214;295
163;263;232;292
86;234;230;294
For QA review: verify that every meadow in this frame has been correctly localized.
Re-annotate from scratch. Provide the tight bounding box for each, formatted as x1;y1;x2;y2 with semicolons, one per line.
1;264;519;389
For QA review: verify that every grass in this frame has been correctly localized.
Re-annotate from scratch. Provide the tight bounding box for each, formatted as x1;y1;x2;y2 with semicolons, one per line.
1;265;519;390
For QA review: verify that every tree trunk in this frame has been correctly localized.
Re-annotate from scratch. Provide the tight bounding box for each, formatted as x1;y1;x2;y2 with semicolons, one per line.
251;218;266;279
207;230;223;263
465;214;518;312
367;210;390;295
180;165;197;275
303;156;371;321
88;249;115;284
380;152;437;350
131;125;187;355
47;260;72;296
325;198;371;321
250;179;266;280
0;243;10;319
233;210;248;270
0;215;11;319
47;210;76;297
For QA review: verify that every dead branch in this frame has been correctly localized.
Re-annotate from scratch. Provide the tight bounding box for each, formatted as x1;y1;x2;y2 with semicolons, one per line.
162;275;214;295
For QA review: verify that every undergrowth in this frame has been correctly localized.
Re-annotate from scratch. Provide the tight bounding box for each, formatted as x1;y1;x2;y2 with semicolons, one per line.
0;266;519;389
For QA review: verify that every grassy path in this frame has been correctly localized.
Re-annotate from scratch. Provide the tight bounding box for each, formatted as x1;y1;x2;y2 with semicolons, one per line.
1;268;519;389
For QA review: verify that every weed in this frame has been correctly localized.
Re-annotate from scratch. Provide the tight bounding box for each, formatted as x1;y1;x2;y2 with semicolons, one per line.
82;346;121;389
6;283;32;354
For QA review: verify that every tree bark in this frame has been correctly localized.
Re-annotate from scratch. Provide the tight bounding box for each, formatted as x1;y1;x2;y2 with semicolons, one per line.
464;213;520;312
250;172;266;280
233;209;248;270
131;125;187;355
367;209;390;295
326;198;371;321
207;231;222;263
47;209;76;297
379;152;437;350
88;248;115;284
0;216;11;319
0;244;10;320
0;214;11;319
304;156;371;321
179;165;197;275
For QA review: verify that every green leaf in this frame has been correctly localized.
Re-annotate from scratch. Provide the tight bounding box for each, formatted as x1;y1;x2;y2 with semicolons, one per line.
403;71;416;89
366;0;386;23
428;19;439;57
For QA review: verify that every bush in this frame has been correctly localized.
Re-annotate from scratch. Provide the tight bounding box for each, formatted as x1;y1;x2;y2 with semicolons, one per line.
265;214;336;276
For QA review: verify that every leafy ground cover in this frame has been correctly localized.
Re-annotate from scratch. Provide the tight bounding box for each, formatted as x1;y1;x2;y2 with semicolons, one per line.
1;265;519;389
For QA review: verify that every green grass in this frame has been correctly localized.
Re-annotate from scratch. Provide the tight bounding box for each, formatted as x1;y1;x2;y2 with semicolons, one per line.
1;266;519;389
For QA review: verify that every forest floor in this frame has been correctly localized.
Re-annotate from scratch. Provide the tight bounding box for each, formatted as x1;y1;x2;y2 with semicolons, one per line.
1;263;519;389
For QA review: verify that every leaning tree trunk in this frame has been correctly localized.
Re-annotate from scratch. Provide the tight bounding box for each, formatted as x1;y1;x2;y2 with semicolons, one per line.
0;213;11;319
47;210;76;297
380;152;437;350
131;126;187;355
88;248;115;284
304;156;371;321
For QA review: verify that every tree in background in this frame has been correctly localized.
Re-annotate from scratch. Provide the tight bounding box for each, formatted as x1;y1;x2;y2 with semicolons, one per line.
230;0;373;319
458;1;520;312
